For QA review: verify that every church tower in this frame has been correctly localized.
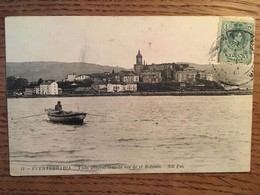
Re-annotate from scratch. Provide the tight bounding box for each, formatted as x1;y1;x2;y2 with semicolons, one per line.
134;50;144;76
136;50;143;65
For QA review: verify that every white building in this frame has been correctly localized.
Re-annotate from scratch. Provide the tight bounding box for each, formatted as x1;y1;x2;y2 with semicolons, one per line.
119;71;139;83
123;83;137;92
24;88;34;96
176;67;196;83
107;83;124;92
75;74;90;81
65;73;77;82
107;83;137;93
34;86;40;95
40;81;58;95
206;74;213;81
142;70;162;83
122;75;139;83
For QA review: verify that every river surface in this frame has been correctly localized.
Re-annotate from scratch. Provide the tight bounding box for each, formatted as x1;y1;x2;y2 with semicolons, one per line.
7;95;252;175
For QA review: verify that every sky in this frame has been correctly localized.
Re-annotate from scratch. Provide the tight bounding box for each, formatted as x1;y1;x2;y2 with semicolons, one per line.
5;16;219;68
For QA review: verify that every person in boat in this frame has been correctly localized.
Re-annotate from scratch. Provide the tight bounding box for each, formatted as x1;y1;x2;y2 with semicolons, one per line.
55;101;63;111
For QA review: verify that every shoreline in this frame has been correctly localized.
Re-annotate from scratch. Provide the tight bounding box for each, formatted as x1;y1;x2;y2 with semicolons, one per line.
8;90;253;98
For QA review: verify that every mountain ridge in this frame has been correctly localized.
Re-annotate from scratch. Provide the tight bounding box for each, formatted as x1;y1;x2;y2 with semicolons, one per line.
6;61;127;82
6;61;214;82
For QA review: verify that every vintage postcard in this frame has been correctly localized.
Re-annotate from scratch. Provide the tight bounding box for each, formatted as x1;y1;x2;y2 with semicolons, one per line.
5;16;255;176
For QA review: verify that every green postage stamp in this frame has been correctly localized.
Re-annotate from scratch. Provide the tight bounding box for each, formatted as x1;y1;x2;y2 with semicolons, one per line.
218;17;255;65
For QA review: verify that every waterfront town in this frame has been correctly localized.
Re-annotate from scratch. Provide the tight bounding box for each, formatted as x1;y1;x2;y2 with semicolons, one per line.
7;50;228;97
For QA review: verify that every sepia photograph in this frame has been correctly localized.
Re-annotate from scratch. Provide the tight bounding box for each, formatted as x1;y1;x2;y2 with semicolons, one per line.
5;16;255;176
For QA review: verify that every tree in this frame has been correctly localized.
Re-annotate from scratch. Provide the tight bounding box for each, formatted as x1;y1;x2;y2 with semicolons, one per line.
76;79;93;87
14;78;28;91
7;76;29;92
37;78;43;85
7;76;16;91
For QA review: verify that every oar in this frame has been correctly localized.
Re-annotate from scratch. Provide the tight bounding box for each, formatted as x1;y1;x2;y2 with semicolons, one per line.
87;113;106;117
11;112;47;120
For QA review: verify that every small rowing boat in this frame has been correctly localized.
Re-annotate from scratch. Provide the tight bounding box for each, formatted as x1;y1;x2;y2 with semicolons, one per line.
47;109;87;125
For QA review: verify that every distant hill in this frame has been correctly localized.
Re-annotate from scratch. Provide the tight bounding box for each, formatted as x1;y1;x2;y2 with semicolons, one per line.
6;61;126;81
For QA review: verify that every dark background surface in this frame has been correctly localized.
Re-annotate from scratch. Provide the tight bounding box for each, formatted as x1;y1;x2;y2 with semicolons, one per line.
0;1;259;194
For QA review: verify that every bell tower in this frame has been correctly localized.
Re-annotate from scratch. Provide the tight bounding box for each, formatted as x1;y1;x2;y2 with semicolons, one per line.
134;50;144;76
136;50;143;65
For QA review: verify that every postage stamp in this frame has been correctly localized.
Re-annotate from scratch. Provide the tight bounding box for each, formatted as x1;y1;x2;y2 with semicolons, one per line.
218;17;255;65
209;17;255;86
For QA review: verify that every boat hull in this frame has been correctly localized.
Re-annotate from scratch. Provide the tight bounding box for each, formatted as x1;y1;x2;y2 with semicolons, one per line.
47;111;86;125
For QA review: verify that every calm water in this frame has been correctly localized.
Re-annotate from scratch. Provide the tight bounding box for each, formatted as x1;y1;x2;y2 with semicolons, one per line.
7;95;252;175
